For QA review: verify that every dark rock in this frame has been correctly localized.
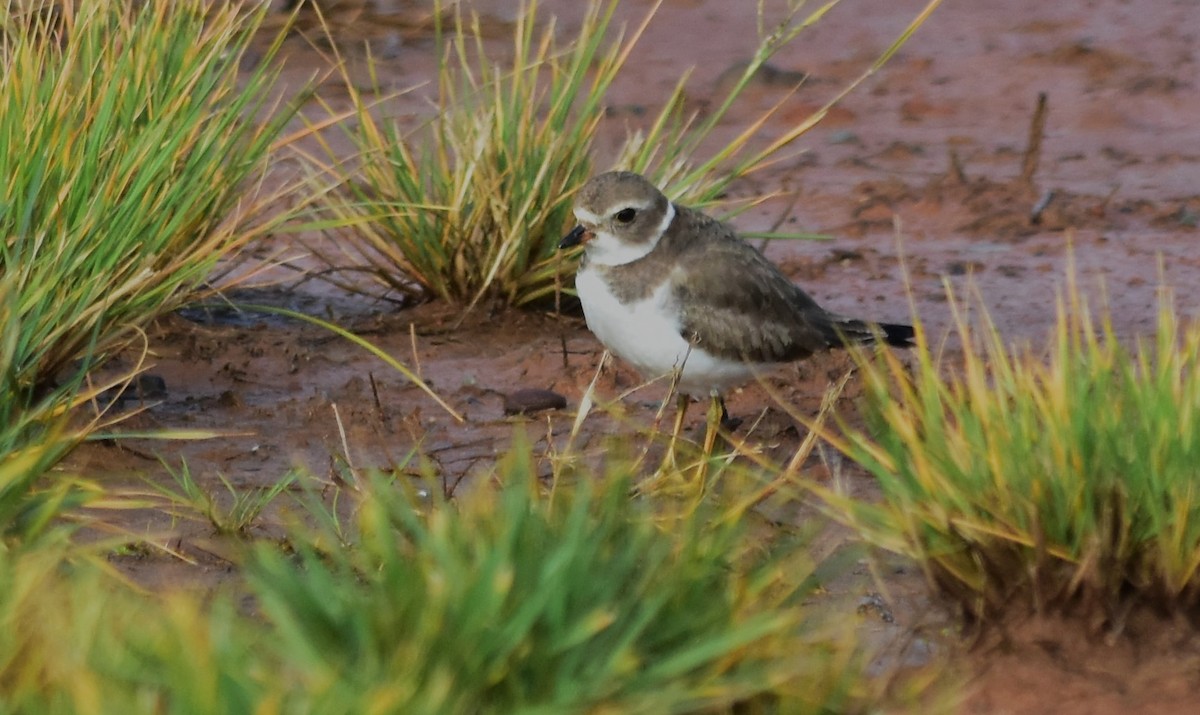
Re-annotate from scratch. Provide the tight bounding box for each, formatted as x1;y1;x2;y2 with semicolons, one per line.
102;373;168;406
946;260;985;276
503;388;567;416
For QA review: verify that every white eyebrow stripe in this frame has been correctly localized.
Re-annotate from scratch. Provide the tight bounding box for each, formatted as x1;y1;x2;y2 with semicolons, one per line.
599;198;655;217
573;207;604;225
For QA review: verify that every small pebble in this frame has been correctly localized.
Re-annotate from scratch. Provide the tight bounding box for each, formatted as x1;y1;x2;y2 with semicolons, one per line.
829;130;861;145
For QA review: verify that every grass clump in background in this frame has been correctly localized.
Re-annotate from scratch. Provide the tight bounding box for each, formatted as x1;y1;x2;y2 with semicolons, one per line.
306;0;942;310
821;280;1200;623
0;0;300;400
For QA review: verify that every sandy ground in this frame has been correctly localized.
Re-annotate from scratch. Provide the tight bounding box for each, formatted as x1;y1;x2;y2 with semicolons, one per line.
62;1;1200;712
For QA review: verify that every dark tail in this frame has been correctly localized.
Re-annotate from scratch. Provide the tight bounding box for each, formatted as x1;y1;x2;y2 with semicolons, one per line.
825;316;916;349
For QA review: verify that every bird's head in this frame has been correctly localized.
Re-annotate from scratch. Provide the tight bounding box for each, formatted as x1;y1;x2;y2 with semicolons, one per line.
559;171;674;266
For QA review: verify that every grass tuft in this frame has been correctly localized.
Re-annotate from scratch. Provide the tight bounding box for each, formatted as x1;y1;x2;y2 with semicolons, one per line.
249;441;879;713
140;460;297;537
0;0;301;397
819;278;1200;622
305;0;652;309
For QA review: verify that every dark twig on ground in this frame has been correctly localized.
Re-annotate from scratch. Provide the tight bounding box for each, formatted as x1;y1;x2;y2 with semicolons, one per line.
1020;92;1048;187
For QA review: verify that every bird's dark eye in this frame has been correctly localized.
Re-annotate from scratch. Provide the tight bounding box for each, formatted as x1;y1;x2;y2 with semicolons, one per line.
614;208;637;224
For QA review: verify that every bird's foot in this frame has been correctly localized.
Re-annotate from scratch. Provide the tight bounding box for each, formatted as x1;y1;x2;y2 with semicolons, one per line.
714;395;743;431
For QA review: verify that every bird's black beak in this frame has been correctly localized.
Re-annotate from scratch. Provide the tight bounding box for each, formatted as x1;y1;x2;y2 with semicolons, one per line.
559;224;588;250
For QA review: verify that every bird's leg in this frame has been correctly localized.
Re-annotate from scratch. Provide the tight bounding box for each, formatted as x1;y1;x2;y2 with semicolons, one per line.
661;391;690;470
702;392;724;456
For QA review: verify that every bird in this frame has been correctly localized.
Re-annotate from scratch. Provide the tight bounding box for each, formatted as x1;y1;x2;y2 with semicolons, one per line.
559;170;915;435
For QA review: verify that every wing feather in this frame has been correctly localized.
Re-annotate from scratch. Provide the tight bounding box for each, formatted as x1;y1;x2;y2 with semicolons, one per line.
670;230;834;364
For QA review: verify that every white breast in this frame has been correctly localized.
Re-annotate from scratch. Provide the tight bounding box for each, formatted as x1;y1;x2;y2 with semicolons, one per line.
575;267;756;395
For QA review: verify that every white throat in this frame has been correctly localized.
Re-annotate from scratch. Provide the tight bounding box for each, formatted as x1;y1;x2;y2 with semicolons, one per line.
578;203;675;267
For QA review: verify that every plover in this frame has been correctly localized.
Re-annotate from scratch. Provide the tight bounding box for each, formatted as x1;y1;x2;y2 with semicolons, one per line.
560;170;914;427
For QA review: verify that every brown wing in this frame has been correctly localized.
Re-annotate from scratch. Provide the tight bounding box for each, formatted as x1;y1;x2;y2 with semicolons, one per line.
670;229;836;364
